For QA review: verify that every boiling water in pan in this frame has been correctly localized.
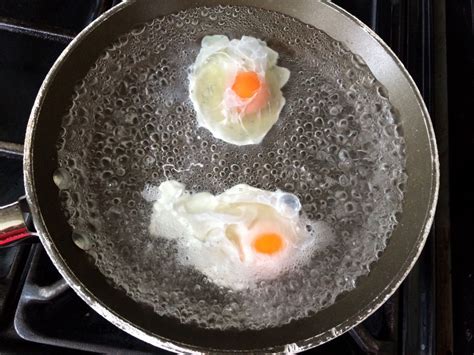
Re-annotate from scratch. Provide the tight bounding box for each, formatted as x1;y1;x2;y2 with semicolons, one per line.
56;6;406;330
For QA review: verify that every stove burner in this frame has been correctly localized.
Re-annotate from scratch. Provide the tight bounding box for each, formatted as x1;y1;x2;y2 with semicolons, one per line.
13;245;157;353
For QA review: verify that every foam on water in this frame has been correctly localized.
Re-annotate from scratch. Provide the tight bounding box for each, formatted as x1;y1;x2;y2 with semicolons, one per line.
56;6;407;330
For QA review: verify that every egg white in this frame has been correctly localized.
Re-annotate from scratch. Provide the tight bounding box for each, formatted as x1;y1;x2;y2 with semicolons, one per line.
146;181;328;290
188;35;290;146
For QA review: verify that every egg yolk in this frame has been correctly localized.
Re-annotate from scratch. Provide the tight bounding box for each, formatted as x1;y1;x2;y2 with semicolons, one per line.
253;233;284;255
231;71;269;115
232;71;261;98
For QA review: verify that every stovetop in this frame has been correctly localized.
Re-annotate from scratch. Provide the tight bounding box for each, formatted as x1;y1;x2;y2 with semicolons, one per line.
0;0;460;354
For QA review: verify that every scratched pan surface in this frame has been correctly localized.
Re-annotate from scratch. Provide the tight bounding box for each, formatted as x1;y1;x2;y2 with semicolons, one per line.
22;0;438;352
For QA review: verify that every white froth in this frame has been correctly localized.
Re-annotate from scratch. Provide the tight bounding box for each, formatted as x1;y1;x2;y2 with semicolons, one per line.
141;183;161;202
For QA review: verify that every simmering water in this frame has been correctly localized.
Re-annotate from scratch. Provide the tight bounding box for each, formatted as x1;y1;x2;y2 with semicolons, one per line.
56;6;407;330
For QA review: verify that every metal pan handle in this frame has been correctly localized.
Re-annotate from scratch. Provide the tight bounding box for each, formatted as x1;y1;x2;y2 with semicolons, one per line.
0;198;36;247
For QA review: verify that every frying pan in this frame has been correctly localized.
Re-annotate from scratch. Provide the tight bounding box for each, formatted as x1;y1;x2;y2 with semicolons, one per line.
0;0;438;352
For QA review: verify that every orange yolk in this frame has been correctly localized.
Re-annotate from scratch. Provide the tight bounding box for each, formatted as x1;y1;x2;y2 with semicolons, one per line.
232;71;261;99
231;71;269;115
253;233;284;255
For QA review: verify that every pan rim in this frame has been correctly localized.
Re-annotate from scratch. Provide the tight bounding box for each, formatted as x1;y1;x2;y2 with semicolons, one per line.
23;0;439;353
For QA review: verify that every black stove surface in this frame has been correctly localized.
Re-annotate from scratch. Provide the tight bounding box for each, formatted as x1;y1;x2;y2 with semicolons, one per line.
0;0;455;354
446;1;474;354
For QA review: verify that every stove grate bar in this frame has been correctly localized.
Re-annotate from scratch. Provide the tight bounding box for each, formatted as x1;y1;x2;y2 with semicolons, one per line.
0;17;74;44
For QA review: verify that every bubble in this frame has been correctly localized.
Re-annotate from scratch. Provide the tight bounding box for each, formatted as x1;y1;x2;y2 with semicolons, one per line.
53;168;71;190
72;231;92;250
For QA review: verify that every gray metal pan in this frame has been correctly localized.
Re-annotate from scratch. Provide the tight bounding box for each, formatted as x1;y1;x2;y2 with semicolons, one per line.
0;0;438;352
